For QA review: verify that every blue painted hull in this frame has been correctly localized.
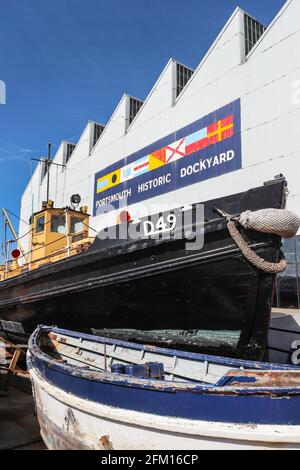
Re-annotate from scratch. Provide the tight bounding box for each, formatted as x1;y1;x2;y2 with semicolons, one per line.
28;327;300;427
30;357;300;426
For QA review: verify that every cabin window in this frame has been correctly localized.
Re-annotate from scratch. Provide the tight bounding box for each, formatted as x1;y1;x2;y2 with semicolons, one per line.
70;217;84;234
35;216;45;233
51;215;66;234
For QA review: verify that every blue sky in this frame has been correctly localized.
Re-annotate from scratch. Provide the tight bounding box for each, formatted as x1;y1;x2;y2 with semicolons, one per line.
0;0;286;243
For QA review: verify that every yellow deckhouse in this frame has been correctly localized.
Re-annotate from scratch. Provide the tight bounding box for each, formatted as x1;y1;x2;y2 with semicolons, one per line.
0;200;95;280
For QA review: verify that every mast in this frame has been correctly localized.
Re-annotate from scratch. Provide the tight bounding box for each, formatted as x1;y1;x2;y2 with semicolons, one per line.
31;142;66;209
46;141;52;203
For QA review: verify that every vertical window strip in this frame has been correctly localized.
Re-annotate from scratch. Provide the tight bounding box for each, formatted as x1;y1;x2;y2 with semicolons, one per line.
93;123;105;148
41;159;48;181
244;14;266;57
65;143;76;164
176;64;193;98
129;98;143;125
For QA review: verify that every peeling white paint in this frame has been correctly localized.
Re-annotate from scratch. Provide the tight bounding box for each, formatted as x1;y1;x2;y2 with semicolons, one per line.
30;367;300;450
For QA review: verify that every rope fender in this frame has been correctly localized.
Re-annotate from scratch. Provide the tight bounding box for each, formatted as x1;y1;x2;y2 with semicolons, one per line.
227;220;287;274
216;208;300;274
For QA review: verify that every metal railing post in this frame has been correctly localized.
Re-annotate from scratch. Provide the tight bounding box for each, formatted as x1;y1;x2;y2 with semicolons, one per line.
65;209;71;257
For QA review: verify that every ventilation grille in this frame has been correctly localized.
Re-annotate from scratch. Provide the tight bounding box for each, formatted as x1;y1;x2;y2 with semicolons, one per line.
65;143;76;164
244;14;266;56
129;98;143;125
176;63;194;98
93;123;105;148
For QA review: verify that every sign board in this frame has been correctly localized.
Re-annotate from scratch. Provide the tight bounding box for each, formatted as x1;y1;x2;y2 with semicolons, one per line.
93;99;241;215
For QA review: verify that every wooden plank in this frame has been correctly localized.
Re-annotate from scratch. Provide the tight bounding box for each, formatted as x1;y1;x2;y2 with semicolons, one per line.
9;351;21;373
2;351;21;389
0;336;26;355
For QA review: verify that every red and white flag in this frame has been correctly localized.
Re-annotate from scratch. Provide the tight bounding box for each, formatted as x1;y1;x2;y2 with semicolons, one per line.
165;138;186;164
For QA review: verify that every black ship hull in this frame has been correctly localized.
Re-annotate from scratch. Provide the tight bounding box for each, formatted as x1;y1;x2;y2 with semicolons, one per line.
0;179;286;359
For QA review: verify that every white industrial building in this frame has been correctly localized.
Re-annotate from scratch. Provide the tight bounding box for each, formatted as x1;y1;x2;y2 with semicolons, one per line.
19;0;300;305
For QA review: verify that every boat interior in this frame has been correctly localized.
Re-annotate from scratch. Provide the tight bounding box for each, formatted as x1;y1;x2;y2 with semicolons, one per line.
36;327;297;387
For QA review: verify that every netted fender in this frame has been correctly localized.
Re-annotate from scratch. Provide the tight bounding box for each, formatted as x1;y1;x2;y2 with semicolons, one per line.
239;209;300;239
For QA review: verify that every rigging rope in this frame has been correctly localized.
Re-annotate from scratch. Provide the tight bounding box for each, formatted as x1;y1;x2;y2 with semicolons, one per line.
4;208;30;226
82;220;98;233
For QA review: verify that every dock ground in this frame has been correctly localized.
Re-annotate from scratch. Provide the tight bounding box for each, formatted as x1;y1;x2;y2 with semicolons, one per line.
0;372;46;450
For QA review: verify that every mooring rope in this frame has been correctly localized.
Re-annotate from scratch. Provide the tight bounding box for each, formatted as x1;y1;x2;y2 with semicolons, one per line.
216;208;300;274
227;220;287;274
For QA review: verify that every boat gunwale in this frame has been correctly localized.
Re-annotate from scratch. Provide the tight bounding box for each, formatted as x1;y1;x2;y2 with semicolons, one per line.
27;326;300;396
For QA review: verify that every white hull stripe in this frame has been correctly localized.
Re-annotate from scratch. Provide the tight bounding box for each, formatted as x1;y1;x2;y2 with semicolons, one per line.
30;367;300;445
